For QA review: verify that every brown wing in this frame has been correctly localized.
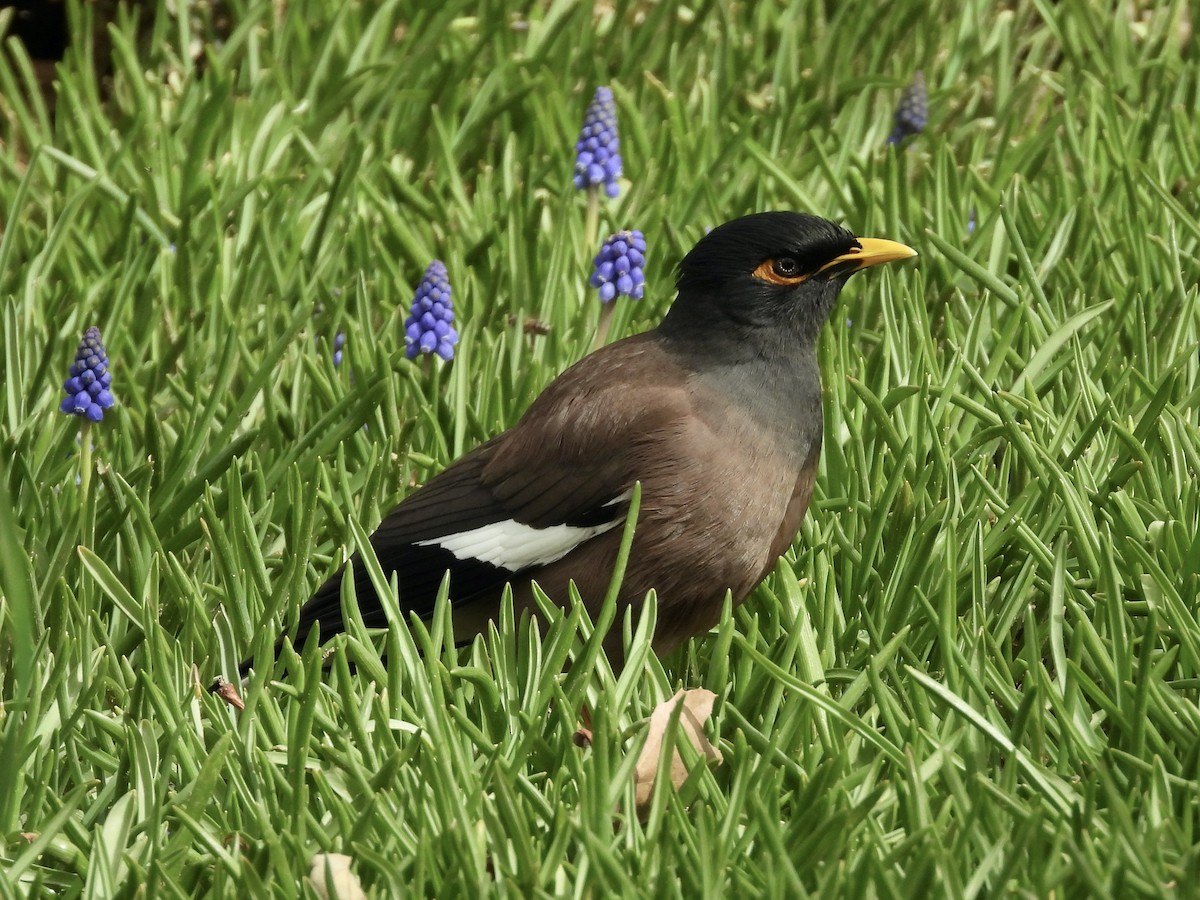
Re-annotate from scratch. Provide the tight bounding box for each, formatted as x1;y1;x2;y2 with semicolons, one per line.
244;335;695;672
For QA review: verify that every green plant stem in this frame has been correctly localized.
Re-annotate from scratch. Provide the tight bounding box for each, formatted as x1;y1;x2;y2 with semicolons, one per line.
79;422;92;500
585;186;600;252
593;301;615;351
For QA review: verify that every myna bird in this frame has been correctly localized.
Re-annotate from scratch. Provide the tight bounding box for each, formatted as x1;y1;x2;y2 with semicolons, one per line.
240;212;915;675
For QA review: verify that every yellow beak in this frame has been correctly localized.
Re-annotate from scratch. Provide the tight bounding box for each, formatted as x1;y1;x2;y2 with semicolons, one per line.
818;237;918;275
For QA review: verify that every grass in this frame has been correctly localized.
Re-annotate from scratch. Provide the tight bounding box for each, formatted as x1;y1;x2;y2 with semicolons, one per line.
1;0;1198;895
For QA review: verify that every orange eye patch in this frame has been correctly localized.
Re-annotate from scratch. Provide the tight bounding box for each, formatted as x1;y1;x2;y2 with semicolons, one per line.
751;258;810;286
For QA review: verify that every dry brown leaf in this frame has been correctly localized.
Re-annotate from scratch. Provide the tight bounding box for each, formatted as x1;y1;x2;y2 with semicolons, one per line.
634;689;723;815
309;853;366;900
208;676;245;711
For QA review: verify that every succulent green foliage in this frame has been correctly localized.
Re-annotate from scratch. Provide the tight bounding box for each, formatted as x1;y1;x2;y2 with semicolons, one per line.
0;0;1197;896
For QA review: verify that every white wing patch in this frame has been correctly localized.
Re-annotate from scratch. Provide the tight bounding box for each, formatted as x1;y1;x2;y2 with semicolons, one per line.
415;491;631;572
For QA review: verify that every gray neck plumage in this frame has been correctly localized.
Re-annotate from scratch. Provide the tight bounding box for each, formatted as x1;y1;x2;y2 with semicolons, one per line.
657;318;825;457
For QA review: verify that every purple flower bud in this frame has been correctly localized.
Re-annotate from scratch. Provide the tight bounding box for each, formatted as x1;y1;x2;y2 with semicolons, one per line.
61;327;116;422
404;260;459;362
887;71;928;146
573;87;623;199
590;230;648;305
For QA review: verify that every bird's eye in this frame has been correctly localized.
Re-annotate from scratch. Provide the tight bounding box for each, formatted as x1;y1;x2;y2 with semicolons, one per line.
772;257;800;277
751;256;809;285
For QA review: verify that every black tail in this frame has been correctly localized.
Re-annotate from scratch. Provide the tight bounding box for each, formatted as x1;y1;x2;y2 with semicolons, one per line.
236;564;351;677
236;535;513;677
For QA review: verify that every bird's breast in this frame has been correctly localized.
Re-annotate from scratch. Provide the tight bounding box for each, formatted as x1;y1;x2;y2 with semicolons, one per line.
634;382;821;600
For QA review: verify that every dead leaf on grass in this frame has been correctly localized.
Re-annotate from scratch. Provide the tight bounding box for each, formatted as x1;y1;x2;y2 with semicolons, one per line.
633;688;723;815
309;853;367;900
208;676;245;711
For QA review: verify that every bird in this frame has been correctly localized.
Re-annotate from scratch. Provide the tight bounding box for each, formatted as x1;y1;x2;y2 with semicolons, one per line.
240;212;916;676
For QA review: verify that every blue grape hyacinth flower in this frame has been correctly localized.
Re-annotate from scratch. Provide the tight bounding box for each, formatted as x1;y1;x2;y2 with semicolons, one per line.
590;230;647;303
573;86;622;199
404;261;458;361
60;326;115;422
332;331;346;367
887;71;927;145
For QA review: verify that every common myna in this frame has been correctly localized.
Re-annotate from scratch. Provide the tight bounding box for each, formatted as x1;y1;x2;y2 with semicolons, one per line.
241;212;915;674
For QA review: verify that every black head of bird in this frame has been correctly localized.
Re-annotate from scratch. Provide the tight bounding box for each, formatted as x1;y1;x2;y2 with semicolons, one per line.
239;211;916;676
664;211;916;348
